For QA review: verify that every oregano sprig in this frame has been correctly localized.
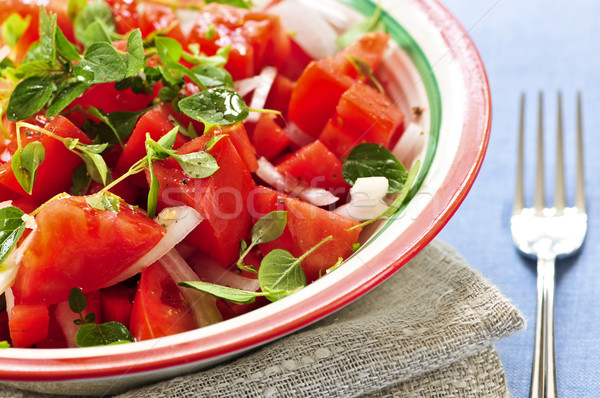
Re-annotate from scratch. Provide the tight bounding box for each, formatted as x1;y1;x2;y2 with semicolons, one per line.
237;210;287;272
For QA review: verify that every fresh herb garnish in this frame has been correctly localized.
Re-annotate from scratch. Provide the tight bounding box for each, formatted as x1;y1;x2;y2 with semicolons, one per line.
11;141;45;195
342;143;407;194
347;55;385;94
178;88;249;130
68;287;134;347
0;341;10;349
85;192;121;213
0;206;27;264
237;210;287;272
1;13;31;49
336;2;385;49
73;1;119;47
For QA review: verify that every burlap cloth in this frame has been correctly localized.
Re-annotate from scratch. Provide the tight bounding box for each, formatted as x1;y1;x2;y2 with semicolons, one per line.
0;240;525;397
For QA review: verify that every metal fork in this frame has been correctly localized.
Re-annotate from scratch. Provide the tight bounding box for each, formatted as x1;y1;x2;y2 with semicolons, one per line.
511;92;587;398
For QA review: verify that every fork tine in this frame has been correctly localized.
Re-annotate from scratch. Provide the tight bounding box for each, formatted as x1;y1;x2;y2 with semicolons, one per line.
554;92;566;213
513;93;525;214
534;92;545;214
575;92;586;211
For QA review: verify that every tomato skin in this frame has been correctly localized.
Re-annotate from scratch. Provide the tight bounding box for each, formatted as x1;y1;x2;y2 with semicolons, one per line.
333;31;390;79
218;123;258;173
11;195;166;306
101;284;134;329
151;134;255;266
115;103;189;185
264;73;295;120
287;58;355;138
106;0;139;35
252;113;290;161
318;117;360;159
0;116;91;202
277;140;349;197
9;303;49;348
254;188;361;282
130;262;197;341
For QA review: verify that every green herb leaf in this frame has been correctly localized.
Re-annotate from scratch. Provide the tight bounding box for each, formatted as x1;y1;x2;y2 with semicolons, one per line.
70;163;91;196
258;249;306;302
74;42;127;84
178;281;260;304
39;7;58;63
189;65;234;89
68;287;87;314
380;160;420;219
0;341;10;348
6;76;54;121
182;45;230;68
172;151;219;179
178;88;249;126
157;126;179;150
124;29;144;77
154;36;187;85
204;134;227;151
46;81;90;117
252;211;287;244
84;312;96;324
336;3;385;49
146;160;159;219
206;0;252;9
67;0;87;22
75;321;134;347
74;1;118;47
55;26;81;61
347;55;384;93
85;192;120;213
342;143;407;193
0;206;26;264
11;141;45;194
1;13;31;49
14;60;56;80
85;107;146;146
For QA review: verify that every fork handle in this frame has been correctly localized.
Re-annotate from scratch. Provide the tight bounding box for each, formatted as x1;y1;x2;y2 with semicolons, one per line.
530;256;558;398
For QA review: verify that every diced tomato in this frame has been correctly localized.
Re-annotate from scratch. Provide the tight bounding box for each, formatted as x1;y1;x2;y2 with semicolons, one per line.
287;58;355;138
151;134;255;266
130;262;197;341
87;171;140;206
216;295;268;321
217;123;258;173
101;284;135;328
333;31;390;79
115;103;189;186
35;306;68;348
11;195;165;305
139;2;185;42
332;82;405;149
0;116;91;202
277;140;349;197
186;3;291;80
11;196;40;214
255;188;361;282
280;38;313;81
68;82;156;116
264;73;295;119
252;113;290;160
9;303;49;348
318;117;361;158
106;0;138;35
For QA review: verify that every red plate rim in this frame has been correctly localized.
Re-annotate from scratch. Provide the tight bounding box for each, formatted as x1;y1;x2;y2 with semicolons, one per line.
0;0;491;383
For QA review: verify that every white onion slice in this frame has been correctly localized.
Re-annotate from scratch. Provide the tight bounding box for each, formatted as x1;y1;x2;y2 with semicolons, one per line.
285;122;315;147
393;122;427;170
158;250;222;327
246;67;277;123
54;301;81;348
255;157;339;207
187;253;260;292
0;46;9;61
0;228;35;298
335;177;390;221
175;9;200;38
4;289;13;322
266;0;339;59
103;206;203;287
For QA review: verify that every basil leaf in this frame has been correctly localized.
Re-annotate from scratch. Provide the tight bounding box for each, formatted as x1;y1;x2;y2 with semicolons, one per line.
252;211;287;244
75;321;133;347
124;29;144;77
172;151;219;179
189;65;234;89
258;249;306;302
74;1;117;47
0;206;26;264
70;163;91;196
178;281;259;304
178;88;249;126
74;42;127;84
336;3;385;49
6;76;54;121
342;143;407;194
11;142;45;194
46;81;90;117
55;26;81;61
68;288;87;314
1;13;31;49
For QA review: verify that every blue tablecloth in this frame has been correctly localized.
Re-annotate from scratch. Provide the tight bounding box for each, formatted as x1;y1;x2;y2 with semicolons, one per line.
438;1;600;396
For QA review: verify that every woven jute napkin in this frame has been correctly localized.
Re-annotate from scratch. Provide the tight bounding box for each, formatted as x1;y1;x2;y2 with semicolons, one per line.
0;239;525;397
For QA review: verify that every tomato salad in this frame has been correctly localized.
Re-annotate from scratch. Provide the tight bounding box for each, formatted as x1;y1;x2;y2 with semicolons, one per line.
0;0;417;348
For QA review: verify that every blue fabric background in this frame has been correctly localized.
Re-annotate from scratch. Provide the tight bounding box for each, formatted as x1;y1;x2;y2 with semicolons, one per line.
437;1;600;396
